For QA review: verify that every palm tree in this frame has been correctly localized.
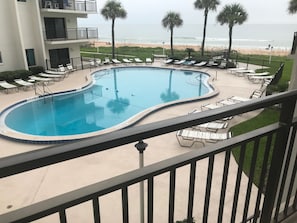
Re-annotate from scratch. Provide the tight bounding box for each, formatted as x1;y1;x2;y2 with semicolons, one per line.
101;0;127;59
217;3;248;62
162;12;183;57
194;0;220;57
288;0;297;14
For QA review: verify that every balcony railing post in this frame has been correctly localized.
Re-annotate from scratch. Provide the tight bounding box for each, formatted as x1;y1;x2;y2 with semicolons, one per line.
135;140;148;223
260;99;297;222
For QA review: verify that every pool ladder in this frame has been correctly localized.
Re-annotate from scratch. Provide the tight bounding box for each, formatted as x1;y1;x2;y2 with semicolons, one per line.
34;82;53;99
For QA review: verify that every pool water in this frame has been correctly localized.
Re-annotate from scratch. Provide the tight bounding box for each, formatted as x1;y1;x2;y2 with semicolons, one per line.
2;67;213;138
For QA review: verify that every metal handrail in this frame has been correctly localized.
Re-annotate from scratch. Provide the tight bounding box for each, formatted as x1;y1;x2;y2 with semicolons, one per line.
44;28;98;41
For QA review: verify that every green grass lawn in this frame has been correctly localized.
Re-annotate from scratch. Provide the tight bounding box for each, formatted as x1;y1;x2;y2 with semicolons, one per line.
230;108;280;187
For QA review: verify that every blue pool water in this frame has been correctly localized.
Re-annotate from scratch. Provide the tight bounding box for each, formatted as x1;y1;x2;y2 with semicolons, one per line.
2;67;213;138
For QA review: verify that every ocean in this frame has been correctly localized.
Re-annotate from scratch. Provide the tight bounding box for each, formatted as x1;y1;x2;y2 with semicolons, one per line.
92;23;296;51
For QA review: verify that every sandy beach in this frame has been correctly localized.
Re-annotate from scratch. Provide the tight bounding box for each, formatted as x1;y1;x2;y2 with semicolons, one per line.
93;41;290;56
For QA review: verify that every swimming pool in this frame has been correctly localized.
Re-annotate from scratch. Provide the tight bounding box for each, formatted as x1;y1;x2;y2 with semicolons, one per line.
0;67;215;142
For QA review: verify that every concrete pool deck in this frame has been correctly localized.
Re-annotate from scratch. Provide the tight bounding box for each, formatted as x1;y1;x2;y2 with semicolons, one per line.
0;62;264;222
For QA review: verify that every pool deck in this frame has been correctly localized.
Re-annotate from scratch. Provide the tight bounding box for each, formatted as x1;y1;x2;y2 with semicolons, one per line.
0;61;264;222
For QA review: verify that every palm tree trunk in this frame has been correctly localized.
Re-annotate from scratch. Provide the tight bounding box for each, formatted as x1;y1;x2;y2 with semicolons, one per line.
227;25;233;62
170;28;174;56
201;10;208;57
111;19;115;59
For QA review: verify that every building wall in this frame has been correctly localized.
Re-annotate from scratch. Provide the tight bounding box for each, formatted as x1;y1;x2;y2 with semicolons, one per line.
17;0;45;68
0;1;25;72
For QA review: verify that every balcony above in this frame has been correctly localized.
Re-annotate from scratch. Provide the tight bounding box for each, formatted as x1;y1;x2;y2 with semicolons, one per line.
40;0;97;16
44;27;98;44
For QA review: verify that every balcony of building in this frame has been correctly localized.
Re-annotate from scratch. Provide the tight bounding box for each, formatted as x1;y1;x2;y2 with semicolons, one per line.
1;90;297;222
44;27;98;44
40;0;97;16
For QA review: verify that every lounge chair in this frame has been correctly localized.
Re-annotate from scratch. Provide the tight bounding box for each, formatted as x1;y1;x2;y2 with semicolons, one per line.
173;59;186;65
103;58;111;64
39;72;64;81
245;72;270;79
29;75;53;83
112;59;121;64
164;59;173;64
195;121;228;132
134;58;143;63
45;70;67;76
194;61;207;67
66;63;76;72
0;80;18;93
227;67;246;74
228;96;250;103
235;69;255;76
183;60;196;66
14;79;34;89
248;75;275;83
95;59;102;66
206;60;219;67
146;58;153;64
176;129;231;147
201;103;233;120
218;60;227;69
123;58;132;63
58;65;67;72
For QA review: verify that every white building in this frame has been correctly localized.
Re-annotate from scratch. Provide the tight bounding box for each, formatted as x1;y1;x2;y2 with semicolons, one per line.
0;0;98;72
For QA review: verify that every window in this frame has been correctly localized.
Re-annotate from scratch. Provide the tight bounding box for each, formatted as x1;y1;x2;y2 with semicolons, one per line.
17;0;27;2
26;49;36;67
0;51;3;64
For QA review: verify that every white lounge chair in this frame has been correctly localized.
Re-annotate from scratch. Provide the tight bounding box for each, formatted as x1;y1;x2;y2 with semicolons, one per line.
95;59;102;66
66;63;76;72
194;61;208;67
58;65;67;72
227;67;246;74
173;59;186;65
246;72;270;79
39;73;63;81
134;58;143;63
248;75;275;83
0;81;18;93
206;60;219;67
228;96;250;103
176;129;231;147
146;58;153;64
45;70;67;76
112;59;121;64
164;59;173;64
195;121;228;132
14;79;34;89
123;58;132;63
29;75;53;83
103;58;111;64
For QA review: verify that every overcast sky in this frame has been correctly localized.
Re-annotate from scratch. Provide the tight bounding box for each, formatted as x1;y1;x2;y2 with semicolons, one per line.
79;0;297;26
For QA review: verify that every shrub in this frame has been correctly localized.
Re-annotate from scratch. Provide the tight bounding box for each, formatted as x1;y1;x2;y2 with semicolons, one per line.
29;66;44;75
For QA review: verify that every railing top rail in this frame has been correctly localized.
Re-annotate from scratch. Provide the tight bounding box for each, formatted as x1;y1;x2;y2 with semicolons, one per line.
1;90;297;178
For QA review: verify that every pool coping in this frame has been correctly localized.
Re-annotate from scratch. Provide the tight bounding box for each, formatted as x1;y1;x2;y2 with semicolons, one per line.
0;65;219;144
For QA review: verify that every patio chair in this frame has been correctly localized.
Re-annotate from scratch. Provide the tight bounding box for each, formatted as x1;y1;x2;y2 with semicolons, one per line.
134;58;143;63
112;59;121;64
195;121;228;132
164;58;173;64
194;61;208;67
123;58;132;63
176;128;231;147
0;80;18;93
146;58;153;64
14;79;34;90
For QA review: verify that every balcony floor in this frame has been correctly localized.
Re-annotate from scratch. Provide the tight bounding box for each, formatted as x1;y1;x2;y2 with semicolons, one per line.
0;62;264;222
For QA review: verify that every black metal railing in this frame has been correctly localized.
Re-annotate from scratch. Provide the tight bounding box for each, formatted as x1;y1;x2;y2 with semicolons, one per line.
1;91;297;222
44;28;98;41
291;32;297;55
40;0;97;13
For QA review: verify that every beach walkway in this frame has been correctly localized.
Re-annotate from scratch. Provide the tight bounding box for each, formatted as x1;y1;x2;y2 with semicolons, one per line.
0;62;264;222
